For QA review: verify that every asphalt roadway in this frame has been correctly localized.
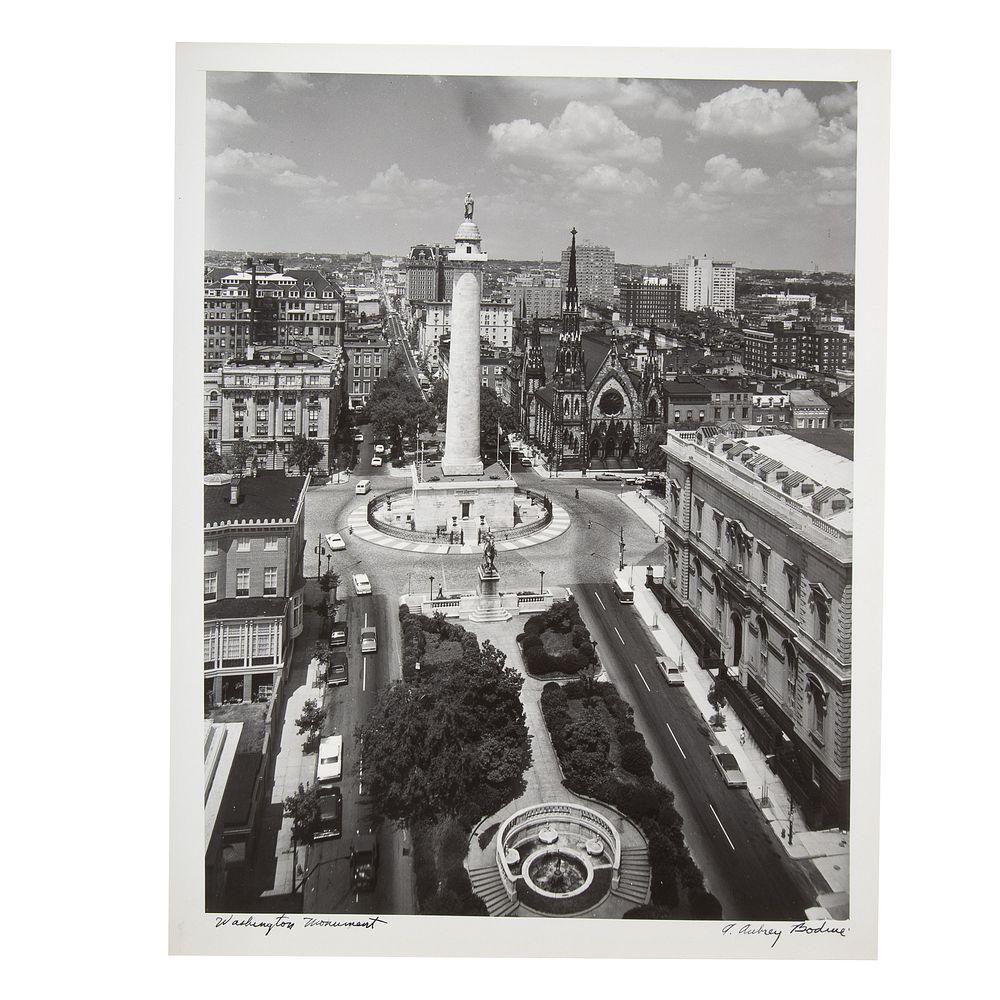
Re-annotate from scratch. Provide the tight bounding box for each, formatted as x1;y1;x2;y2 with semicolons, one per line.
292;447;814;919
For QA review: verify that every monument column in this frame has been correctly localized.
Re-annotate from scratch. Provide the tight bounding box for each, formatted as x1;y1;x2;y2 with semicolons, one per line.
442;193;486;477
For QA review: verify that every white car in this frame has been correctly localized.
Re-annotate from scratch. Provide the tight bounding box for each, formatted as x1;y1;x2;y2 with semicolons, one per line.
371;456;383;467
353;432;364;443
374;444;385;455
325;532;346;551
655;656;684;686
316;734;343;785
353;572;372;595
355;479;371;495
360;626;377;654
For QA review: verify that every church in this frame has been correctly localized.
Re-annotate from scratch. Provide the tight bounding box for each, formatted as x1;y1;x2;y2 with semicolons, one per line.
514;228;660;471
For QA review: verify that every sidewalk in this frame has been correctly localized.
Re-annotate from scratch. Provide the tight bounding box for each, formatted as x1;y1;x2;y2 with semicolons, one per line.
628;578;850;919
619;487;665;534
259;653;324;900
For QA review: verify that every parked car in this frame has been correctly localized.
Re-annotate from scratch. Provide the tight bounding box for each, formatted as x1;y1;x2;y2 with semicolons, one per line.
595;473;618;482
350;833;379;891
315;788;343;840
355;479;371;495
709;745;747;788
360;626;377;654
655;656;684;686
329;621;348;647
328;651;349;686
520;458;532;468
325;532;346;551
316;734;344;785
374;444;385;455
371;456;383;467
352;573;372;595
353;431;364;443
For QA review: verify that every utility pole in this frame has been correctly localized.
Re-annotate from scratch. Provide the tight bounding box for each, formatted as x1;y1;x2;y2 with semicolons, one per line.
619;525;625;572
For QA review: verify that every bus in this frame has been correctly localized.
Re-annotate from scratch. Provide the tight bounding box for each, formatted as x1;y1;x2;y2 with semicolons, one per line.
612;573;634;604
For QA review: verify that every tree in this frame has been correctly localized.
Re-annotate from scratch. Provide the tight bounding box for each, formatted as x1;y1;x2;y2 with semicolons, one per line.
228;439;255;478
578;653;601;697
368;373;436;458
430;377;449;417
644;425;668;471
319;570;341;611
708;679;727;729
204;437;225;474
480;391;516;461
283;782;322;845
295;699;326;750
288;434;324;475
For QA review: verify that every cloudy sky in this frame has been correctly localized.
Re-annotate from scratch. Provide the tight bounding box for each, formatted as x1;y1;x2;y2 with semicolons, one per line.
206;73;857;270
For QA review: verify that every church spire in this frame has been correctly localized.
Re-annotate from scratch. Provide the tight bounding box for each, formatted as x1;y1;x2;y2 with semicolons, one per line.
565;226;578;314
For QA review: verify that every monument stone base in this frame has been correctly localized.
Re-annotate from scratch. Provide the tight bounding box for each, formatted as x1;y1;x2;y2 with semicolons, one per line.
469;566;512;623
411;466;516;535
441;458;484;477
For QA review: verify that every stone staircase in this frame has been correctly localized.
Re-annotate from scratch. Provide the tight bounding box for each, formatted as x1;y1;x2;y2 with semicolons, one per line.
612;847;652;905
468;864;519;917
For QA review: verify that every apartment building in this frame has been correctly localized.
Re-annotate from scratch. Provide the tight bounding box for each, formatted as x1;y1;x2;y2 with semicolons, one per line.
203;470;308;707
619;277;681;327
670;255;737;313
204;262;345;370
560;238;615;307
343;333;390;410
418;299;513;367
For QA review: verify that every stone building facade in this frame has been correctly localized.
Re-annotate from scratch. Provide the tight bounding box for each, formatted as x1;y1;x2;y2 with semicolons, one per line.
658;426;852;828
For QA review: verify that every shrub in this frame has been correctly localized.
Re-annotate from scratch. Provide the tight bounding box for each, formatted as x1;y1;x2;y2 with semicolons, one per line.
617;729;645;748
520;634;542;652
620;741;653;776
623;904;674;919
436;817;470;868
689;889;723;920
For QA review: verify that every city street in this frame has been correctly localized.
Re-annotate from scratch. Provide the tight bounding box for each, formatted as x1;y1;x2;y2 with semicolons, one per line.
291;469;814;918
574;583;814;921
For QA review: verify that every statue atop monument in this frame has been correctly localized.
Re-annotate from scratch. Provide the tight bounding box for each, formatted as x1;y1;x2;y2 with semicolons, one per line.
482;532;497;574
464;192;474;220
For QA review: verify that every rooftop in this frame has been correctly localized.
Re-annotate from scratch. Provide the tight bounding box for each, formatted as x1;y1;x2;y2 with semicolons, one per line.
204;471;306;527
204;597;290;622
742;433;853;492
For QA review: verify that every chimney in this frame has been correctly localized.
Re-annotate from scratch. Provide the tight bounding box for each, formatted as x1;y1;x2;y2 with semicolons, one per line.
229;480;240;505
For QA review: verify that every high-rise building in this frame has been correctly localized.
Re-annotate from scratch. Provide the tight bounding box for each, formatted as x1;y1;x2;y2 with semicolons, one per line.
418;300;513;367
404;244;454;304
203;261;345;370
619;277;681;327
560;238;615;307
507;272;563;319
670;255;736;313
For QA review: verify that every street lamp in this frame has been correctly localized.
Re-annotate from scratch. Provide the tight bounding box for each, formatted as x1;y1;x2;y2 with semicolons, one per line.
429;575;434;604
619;525;626;572
539;569;545;595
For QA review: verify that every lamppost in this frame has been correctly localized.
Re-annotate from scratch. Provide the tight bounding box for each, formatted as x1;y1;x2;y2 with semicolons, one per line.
619;525;626;572
539;569;545;595
429;575;435;605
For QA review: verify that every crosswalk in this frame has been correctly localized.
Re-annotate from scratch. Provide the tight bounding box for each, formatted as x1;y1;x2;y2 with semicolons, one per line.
345;501;570;554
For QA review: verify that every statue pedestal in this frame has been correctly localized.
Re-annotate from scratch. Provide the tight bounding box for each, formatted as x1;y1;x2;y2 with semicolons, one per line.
469;566;511;623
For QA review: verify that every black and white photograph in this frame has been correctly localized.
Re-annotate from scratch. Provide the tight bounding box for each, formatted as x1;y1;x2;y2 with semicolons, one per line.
171;42;890;958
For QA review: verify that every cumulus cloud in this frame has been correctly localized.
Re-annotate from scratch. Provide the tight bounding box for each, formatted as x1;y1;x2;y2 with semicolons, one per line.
489;101;662;168
819;85;858;126
268;73;314;92
573;164;659;196
504;78;693;121
338;163;450;212
674;154;769;212
207;98;255;128
801;116;857;160
693;85;819;138
206;147;334;193
814;164;856;206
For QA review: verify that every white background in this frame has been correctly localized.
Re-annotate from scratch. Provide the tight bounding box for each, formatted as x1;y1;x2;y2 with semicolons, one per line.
4;0;991;991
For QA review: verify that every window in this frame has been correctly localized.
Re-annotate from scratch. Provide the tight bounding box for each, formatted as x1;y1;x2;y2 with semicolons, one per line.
264;537;278;551
816;599;829;644
760;549;769;589
252;622;278;660
236;538;250;552
222;623;246;661
203;572;218;602
758;619;769;675
808;679;827;741
787;571;797;613
236;568;250;597
263;567;278;596
292;593;303;631
204;539;218;556
204;629;218;665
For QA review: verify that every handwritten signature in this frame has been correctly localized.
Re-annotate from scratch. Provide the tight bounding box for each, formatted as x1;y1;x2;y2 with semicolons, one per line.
722;921;847;948
215;914;388;934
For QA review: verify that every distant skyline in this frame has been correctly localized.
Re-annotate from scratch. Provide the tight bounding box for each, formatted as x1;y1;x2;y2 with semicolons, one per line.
206;73;857;272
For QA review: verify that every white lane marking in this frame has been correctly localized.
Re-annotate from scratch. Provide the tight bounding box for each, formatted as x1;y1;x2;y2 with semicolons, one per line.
363;656;367;692
665;723;687;759
615;627;626;645
594;592;606;611
709;804;737;850
633;662;650;692
364;612;369;627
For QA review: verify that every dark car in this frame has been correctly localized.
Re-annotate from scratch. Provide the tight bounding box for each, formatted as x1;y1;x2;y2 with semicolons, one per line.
315;788;343;840
329;621;348;647
350;833;379;891
328;651;349;686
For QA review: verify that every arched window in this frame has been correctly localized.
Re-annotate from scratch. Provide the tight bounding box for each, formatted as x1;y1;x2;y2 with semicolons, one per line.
648;398;658;418
806;674;828;742
783;641;798;707
757;618;769;677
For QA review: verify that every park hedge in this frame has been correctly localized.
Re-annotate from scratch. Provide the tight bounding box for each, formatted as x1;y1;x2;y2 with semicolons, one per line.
517;598;598;677
540;679;721;919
